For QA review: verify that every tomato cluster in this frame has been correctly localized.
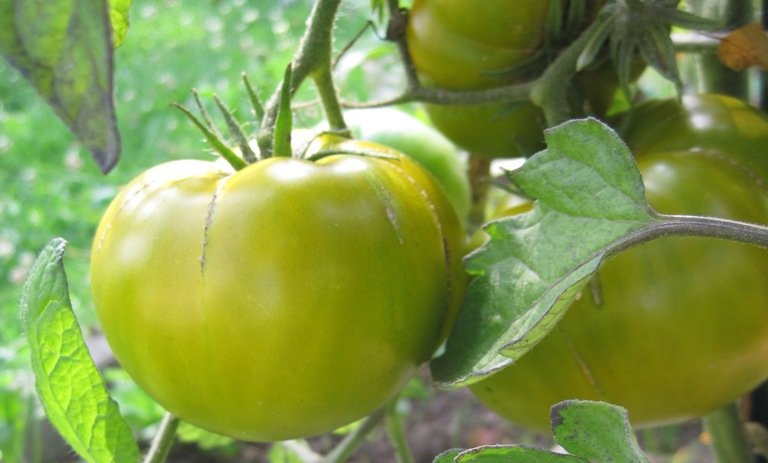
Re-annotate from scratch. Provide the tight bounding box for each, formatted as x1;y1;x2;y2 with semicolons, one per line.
90;135;465;441
406;0;609;158
470;94;768;430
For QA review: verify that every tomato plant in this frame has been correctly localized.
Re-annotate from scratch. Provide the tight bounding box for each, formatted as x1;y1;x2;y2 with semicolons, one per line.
342;108;471;222
470;95;768;430
405;0;609;157
10;0;768;460
89;135;465;442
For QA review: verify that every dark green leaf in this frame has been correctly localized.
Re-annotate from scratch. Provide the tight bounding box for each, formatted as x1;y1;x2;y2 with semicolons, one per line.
654;6;721;31
109;0;131;47
564;0;587;37
20;239;139;463
638;21;682;94
552;400;649;463
545;0;564;44
431;119;655;386
0;0;120;173
576;12;614;71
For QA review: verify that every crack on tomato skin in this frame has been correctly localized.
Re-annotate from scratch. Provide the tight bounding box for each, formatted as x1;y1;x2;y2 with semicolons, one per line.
385;159;461;350
200;175;231;274
95;172;210;253
362;169;405;245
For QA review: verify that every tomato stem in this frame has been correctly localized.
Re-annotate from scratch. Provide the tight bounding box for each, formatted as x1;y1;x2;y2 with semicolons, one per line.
143;413;180;463
703;403;754;463
385;399;415;463
320;407;387;463
258;0;345;157
610;213;768;258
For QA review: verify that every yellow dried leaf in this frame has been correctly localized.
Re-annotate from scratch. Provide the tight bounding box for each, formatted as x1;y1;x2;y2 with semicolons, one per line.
717;22;768;71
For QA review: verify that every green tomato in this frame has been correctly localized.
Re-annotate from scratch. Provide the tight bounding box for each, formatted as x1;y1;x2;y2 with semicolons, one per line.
470;95;768;430
342;108;471;222
90;135;465;442
615;93;768;178
406;0;611;158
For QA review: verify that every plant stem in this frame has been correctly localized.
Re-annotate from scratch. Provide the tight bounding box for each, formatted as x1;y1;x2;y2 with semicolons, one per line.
313;67;347;132
320;408;387;463
143;413;180;463
386;401;414;463
703;403;754;463
609;213;768;258
258;0;344;156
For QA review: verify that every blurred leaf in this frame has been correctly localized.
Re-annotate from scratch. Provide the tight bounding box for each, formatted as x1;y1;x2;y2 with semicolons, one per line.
576;0;718;96
177;422;234;451
0;388;36;463
552;400;649;463
0;0;120;173
20;239;139;463
431;118;655;387
369;0;386;23
268;441;315;463
109;0;131;47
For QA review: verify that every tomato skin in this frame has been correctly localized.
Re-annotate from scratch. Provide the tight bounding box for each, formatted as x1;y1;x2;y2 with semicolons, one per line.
342;108;471;222
90;137;465;441
469;96;768;430
616;93;768;178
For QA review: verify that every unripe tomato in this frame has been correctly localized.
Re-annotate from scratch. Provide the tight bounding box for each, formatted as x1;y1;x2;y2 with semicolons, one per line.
342;108;471;222
469;95;768;430
406;0;610;158
406;0;549;158
90;135;465;441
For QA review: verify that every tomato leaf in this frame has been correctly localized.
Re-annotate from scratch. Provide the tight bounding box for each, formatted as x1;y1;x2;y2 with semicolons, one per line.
551;400;649;463
433;446;589;462
0;0;120;173
431;401;648;462
431;118;655;386
20;239;139;463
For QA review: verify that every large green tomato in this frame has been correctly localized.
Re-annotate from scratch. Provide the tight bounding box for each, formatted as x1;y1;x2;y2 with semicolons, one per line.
406;0;609;158
470;94;768;430
342;108;471;222
90;135;465;442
